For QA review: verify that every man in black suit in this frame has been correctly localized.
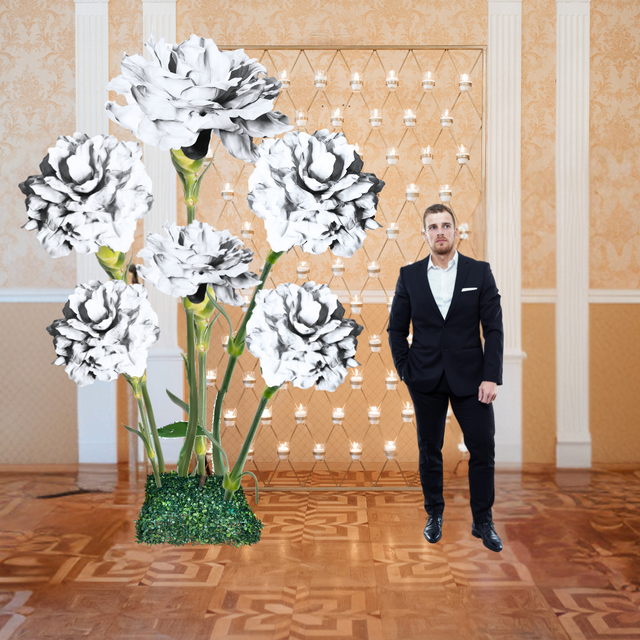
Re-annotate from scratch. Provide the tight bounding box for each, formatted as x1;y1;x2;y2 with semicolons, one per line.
387;204;504;552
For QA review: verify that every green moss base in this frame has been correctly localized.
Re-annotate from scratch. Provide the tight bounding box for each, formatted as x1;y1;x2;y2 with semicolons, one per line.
135;472;263;546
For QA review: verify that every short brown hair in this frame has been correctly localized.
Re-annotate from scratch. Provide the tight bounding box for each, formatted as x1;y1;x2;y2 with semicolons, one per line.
423;204;456;229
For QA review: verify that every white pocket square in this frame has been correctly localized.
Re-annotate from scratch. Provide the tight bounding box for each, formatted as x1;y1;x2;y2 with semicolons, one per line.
461;287;477;292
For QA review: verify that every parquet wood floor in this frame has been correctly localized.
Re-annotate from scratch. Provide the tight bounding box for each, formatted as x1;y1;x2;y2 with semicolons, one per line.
1;466;640;639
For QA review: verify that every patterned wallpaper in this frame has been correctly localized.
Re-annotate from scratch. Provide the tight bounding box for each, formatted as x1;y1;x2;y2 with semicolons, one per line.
0;0;77;289
590;0;640;289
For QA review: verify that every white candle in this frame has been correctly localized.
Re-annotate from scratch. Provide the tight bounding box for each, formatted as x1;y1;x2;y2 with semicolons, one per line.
407;333;413;346
224;409;237;427
387;223;399;240
221;335;229;347
350;441;362;460
241;221;254;239
332;258;345;276
221;182;234;201
331;107;344;127
369;334;382;352
332;407;345;423
440;109;453;128
386;147;399;165
422;71;436;90
246;447;255;462
297;261;310;278
368;406;381;424
295;404;307;423
459;74;472;91
241;295;251;313
458;222;470;240
456;144;470;165
277;441;290;460
314;70;327;88
350;368;363;389
354;143;364;158
404;109;416;127
350;72;363;91
384;440;397;459
458;440;469;453
242;372;255;388
367;261;380;277
279;69;291;90
295;109;308;127
385;370;398;390
402;402;415;422
261;407;272;424
369;109;382;127
421;146;434;165
313;443;325;460
350;295;362;314
206;369;217;386
386;69;399;90
406;183;419;202
439;184;452;202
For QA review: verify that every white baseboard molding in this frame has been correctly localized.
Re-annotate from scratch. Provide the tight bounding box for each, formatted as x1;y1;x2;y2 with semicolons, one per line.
0;288;74;303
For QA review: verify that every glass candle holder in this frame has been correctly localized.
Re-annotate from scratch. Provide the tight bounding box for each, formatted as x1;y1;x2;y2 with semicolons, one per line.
354;143;364;159
295;109;308;127
458;222;470;240
386;70;399;90
407;333;413;346
241;221;254;239
221;182;234;201
384;440;397;460
369;334;382;352
367;261;380;277
330;108;344;127
439;184;452;202
421;146;434;165
221;335;229;347
368;406;381;424
314;70;327;89
261;407;272;425
404;109;416;127
224;409;237;427
332;259;345;276
456;144;470;165
279;70;291;90
459;74;472;91
387;223;399;240
350;72;363;91
277;442;290;460
385;371;398;390
402;402;415;422
422;71;436;90
297;261;310;279
440;109;453;128
406;183;419;202
369;109;382;128
332;407;345;424
295;404;307;424
246;447;255;462
350;296;362;314
350;369;363;389
206;369;217;386
313;443;326;460
350;442;362;460
241;295;250;313
242;372;256;389
386;147;399;165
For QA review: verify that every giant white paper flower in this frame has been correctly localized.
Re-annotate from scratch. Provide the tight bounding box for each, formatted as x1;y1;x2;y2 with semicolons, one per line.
246;282;362;391
106;35;291;162
20;133;153;258
47;280;160;387
137;221;261;305
247;130;384;257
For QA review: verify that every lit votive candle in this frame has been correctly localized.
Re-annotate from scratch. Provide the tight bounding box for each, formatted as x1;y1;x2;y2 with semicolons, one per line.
385;370;398;390
314;70;327;89
350;295;362;314
350;72;363;91
242;372;256;389
241;295;251;313
458;222;470;240
313;443;326;460
221;335;229;347
350;368;363;390
440;109;453;128
331;107;344;127
295;404;307;424
332;407;345;424
350;442;362;460
404;109;416;127
277;442;290;460
367;261;381;277
422;71;436;90
402;402;415;422
246;447;255;462
439;184;452;202
458;440;469;453
406;183;419;202
459;74;472;91
369;109;382;128
387;223;399;240
369;334;382;352
368;405;381;424
354;143;364;159
261;407;272;425
241;221;254;239
407;333;413;346
221;182;234;201
386;147;399;165
224;409;237;427
386;69;399;90
456;144;470;165
421;146;434;165
297;261;310;279
279;70;291;90
295;109;308;127
206;369;217;386
332;258;345;276
387;295;394;312
384;440;397;459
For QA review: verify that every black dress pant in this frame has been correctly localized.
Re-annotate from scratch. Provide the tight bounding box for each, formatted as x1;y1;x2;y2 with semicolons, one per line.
407;371;495;523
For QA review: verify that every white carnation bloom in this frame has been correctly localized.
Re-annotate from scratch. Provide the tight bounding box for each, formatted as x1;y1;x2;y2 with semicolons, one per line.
137;221;261;305
106;35;291;162
247;130;384;257
47;280;160;387
246;282;362;391
20;133;153;258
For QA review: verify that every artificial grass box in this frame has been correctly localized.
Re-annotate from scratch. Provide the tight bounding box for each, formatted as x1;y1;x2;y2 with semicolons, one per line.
135;472;263;546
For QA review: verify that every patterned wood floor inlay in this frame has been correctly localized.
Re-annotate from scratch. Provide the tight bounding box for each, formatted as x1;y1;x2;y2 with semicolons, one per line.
1;466;640;639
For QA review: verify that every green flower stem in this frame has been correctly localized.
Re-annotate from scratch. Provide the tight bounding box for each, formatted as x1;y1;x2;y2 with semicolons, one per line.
222;384;280;501
210;352;238;476
196;344;211;476
135;392;162;488
187;203;197;224
178;306;199;476
141;376;165;474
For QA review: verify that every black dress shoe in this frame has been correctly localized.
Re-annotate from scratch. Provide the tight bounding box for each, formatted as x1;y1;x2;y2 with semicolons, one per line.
471;520;503;552
423;514;443;543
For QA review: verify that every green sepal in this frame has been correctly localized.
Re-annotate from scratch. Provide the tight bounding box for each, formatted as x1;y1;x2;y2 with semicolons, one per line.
166;389;189;414
180;353;190;378
122;423;151;449
157;421;209;438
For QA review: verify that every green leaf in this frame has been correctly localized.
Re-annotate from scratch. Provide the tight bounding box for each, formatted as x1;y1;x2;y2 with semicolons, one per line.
122;423;151;450
157;421;209;438
166;389;189;414
241;471;260;504
181;352;190;378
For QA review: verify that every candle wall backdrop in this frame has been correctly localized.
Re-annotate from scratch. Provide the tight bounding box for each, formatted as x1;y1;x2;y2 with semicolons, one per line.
178;46;486;484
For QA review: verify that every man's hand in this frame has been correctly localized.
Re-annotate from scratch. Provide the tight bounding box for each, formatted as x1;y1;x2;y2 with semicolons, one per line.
478;381;497;404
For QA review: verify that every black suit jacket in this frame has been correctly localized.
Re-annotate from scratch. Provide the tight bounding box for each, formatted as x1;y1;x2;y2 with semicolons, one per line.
387;253;503;396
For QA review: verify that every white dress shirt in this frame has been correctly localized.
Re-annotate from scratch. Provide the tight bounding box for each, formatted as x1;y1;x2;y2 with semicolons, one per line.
427;251;458;319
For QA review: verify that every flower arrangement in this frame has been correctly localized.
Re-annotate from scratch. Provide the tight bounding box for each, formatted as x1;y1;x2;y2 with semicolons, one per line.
20;35;384;546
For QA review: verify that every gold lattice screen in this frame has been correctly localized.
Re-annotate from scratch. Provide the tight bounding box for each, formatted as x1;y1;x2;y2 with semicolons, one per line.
185;46;486;487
